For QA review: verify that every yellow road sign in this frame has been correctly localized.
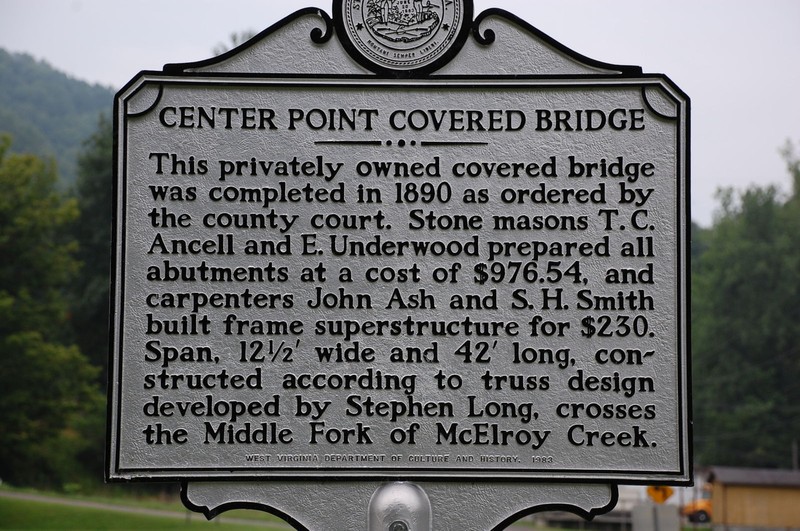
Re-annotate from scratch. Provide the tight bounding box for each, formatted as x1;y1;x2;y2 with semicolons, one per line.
647;485;675;504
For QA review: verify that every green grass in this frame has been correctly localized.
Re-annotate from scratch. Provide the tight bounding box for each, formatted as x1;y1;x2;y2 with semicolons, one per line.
0;485;286;525
0;497;291;530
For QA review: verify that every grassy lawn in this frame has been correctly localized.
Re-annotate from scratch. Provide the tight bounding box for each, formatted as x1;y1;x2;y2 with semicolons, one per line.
0;497;291;530
0;485;288;526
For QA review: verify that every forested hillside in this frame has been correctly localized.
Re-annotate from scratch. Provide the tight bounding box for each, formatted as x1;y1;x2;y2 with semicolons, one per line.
0;48;114;186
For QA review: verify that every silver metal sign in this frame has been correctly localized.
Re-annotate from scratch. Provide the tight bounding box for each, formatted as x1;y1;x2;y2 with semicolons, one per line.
109;1;690;527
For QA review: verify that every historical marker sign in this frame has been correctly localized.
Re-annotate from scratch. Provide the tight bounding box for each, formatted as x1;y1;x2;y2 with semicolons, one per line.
108;1;690;495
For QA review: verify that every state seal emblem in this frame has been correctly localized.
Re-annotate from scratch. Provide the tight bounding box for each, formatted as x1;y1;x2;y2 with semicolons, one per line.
336;0;472;75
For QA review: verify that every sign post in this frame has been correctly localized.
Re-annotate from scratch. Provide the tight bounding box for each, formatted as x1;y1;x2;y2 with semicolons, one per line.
108;2;690;529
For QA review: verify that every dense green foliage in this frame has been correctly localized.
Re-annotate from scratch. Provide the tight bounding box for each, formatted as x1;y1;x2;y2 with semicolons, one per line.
70;115;113;382
0;51;118;490
0;136;103;488
692;144;800;468
0;49;114;186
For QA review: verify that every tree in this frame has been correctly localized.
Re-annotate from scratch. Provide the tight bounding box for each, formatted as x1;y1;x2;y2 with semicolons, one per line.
0;49;114;186
692;143;800;467
69;115;113;382
0;136;103;488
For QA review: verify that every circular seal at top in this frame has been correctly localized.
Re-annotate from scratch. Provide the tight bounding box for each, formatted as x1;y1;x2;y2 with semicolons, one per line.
335;0;473;76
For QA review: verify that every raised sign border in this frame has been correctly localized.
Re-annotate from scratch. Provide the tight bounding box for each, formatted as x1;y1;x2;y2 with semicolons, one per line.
107;6;692;486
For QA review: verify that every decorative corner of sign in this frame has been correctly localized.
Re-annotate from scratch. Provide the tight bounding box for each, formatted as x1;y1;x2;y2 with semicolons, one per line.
180;482;214;519
123;82;162;118
552;483;619;521
471;8;506;46
491;483;618;531
309;8;335;45
642;85;680;120
181;481;239;521
590;483;620;519
181;482;309;529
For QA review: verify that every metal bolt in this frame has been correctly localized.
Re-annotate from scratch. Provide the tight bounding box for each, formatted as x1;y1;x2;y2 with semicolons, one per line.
389;521;409;531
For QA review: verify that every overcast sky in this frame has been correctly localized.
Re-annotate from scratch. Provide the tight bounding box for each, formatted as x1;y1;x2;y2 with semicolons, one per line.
2;0;799;226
